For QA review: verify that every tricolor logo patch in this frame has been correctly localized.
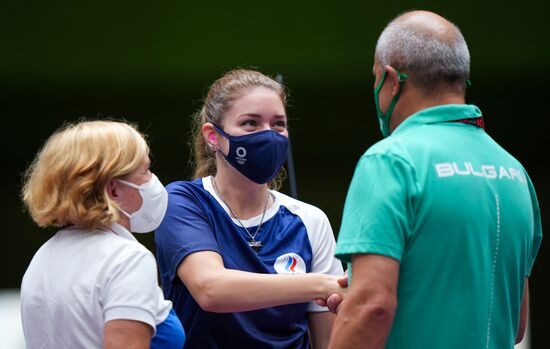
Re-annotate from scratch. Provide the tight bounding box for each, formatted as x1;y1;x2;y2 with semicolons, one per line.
274;253;306;274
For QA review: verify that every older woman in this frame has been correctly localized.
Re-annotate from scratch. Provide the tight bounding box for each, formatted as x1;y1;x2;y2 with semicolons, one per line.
20;120;185;349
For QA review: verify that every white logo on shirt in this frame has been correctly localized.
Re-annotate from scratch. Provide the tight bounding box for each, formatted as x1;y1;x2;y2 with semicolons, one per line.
434;162;526;183
274;253;306;274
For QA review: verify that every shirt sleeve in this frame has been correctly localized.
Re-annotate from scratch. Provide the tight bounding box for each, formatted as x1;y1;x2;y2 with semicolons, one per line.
525;172;543;277
335;153;418;264
101;247;159;333
155;182;221;284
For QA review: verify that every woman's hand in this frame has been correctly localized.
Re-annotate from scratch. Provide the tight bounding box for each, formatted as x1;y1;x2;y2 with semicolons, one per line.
316;271;348;313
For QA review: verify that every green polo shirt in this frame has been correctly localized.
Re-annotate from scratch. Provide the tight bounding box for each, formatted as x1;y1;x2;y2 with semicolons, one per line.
335;104;542;349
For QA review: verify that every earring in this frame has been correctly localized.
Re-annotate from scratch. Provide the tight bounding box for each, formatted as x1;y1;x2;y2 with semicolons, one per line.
208;143;219;152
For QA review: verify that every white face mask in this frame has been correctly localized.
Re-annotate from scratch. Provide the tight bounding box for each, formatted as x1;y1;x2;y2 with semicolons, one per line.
117;174;168;233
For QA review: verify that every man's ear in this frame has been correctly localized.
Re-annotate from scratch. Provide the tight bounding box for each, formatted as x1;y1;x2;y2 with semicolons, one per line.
384;65;402;97
202;123;219;149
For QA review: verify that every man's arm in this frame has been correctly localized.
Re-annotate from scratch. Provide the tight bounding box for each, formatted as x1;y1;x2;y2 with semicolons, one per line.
328;254;399;349
308;311;336;349
516;278;529;344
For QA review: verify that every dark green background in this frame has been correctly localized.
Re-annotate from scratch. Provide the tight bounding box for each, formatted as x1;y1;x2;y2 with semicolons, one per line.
2;1;548;346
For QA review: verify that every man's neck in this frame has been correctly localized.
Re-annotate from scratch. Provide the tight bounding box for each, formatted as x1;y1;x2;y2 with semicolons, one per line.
390;90;465;132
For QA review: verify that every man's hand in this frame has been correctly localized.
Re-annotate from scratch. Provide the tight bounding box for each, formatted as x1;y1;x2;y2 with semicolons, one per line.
316;271;348;313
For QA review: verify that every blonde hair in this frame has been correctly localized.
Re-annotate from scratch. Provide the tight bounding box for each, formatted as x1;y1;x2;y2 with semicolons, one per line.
191;68;287;189
21;120;149;229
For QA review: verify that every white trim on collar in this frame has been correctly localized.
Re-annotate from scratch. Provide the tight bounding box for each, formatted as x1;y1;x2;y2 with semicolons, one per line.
202;176;280;228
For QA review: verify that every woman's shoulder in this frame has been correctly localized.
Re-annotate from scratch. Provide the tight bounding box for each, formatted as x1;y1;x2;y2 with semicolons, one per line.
165;178;213;202
165;178;204;193
163;177;217;216
83;227;152;256
272;191;328;220
40;227;156;273
271;192;334;241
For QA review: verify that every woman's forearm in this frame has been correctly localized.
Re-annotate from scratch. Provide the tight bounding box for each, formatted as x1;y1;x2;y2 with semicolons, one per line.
193;269;339;312
178;251;342;312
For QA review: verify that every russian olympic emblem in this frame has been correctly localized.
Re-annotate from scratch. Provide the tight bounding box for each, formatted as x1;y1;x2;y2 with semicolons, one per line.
274;253;306;274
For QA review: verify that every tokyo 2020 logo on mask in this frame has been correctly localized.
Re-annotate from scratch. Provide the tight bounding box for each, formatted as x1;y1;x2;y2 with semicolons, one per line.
274;253;306;274
235;146;247;165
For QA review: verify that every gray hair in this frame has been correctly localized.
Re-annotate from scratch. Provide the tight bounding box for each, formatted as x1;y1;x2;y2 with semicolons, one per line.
375;14;470;93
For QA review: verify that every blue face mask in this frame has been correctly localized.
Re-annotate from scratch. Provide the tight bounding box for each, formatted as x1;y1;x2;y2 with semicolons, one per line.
213;124;289;184
374;67;408;137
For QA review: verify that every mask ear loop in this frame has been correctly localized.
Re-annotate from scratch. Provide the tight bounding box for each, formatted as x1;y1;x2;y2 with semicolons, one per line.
212;124;233;139
374;68;408;96
114;179;141;221
395;68;408;82
376;67;408;136
392;68;409;107
208;124;230;168
206;124;222;153
387;67;408;109
117;178;142;190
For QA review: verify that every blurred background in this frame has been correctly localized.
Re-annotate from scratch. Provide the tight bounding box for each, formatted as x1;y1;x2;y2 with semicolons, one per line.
1;0;548;347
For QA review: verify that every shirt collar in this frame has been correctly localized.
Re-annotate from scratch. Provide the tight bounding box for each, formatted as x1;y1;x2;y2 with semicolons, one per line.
392;104;482;135
109;222;137;242
202;175;281;228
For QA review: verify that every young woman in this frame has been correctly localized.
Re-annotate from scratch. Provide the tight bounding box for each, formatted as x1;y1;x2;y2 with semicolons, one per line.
154;69;345;348
21;120;185;349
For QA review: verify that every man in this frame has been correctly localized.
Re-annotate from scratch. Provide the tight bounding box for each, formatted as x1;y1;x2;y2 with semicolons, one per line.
328;10;542;349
